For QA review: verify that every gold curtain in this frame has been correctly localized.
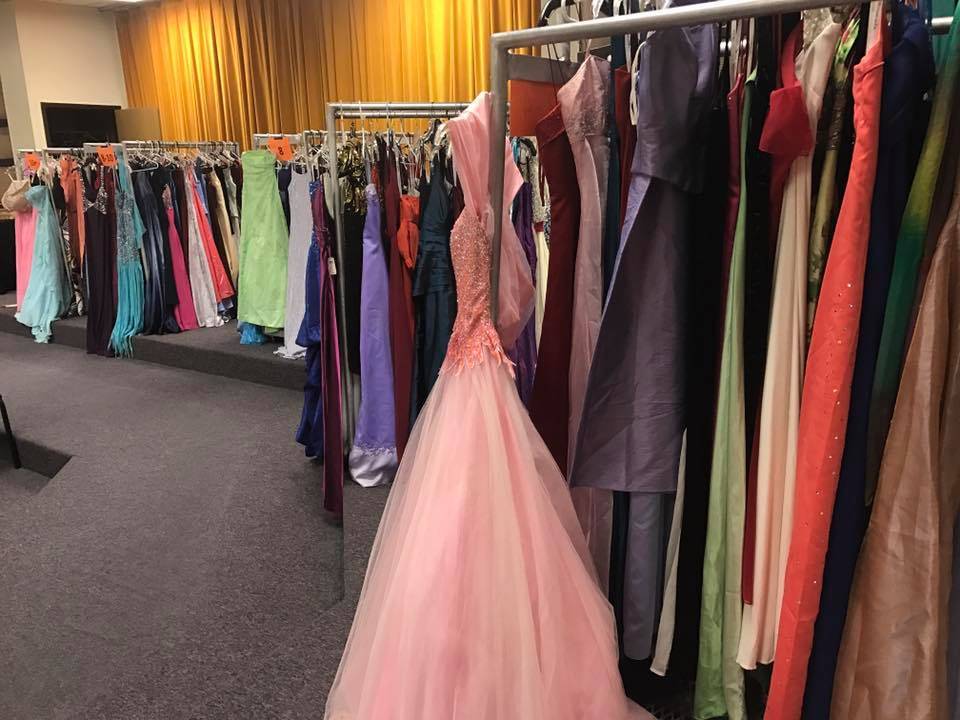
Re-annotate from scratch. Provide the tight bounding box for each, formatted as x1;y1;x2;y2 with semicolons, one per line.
116;0;539;147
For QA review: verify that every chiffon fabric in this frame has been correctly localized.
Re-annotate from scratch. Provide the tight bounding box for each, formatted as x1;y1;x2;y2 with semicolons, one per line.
763;27;885;720
737;19;840;671
324;93;647;720
349;184;399;488
830;142;960;720
15;185;70;343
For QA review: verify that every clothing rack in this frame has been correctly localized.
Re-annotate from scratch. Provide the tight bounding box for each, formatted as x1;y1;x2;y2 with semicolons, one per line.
485;0;955;323
252;132;303;149
122;139;241;154
15;147;83;179
324;101;471;450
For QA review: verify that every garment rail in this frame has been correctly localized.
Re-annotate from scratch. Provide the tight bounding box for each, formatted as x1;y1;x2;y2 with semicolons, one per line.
324;101;471;451
15;147;83;179
486;0;955;323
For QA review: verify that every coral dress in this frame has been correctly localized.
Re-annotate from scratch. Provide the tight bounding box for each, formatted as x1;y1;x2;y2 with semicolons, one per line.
324;93;650;720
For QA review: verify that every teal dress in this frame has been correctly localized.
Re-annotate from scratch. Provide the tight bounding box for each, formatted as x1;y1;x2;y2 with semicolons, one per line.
15;185;70;343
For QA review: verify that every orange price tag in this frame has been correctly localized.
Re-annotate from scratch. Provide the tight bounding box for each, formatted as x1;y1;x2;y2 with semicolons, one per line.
97;146;118;167
267;137;294;162
23;153;41;172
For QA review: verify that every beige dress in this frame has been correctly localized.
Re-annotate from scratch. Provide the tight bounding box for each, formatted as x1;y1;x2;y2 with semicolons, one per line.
737;19;841;670
830;153;960;720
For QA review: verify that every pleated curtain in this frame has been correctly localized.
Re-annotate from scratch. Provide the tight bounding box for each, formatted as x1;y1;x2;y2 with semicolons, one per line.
115;0;539;146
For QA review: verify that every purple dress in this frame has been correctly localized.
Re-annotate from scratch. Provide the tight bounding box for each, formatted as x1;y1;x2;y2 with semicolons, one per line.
508;180;537;406
349;184;398;487
569;9;718;660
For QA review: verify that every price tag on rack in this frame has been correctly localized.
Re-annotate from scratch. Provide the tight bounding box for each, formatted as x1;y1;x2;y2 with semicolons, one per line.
23;153;41;172
97;145;118;167
267;137;294;162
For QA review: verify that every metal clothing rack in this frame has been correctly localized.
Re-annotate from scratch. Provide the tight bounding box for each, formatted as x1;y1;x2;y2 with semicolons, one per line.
485;0;956;323
252;132;303;149
324;101;471;450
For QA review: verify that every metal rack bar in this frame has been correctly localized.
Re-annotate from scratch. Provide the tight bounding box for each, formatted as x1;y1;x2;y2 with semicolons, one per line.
486;0;955;322
324;100;470;452
252;133;303;147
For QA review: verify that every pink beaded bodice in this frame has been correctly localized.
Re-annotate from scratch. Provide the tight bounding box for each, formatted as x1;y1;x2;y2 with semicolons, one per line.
442;207;512;374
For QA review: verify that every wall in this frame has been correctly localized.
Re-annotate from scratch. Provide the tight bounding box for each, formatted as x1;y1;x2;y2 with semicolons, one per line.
0;0;127;150
0;0;34;153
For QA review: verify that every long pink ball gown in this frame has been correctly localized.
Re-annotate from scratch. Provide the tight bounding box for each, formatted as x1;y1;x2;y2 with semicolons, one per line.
324;94;651;720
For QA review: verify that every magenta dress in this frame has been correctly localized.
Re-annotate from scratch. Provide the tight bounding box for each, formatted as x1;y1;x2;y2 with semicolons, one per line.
323;93;652;720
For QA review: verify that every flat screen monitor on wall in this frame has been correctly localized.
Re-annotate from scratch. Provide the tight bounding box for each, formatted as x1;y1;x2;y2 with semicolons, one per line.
42;102;119;147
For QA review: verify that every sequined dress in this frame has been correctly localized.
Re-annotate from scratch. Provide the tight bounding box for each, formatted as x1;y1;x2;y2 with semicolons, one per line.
324;93;652;720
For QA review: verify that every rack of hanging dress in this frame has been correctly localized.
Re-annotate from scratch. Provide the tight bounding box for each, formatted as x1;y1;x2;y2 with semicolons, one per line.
324;101;470;453
475;2;959;719
8;139;244;352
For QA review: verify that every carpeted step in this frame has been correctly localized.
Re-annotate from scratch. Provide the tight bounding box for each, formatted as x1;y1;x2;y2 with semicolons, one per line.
0;296;305;391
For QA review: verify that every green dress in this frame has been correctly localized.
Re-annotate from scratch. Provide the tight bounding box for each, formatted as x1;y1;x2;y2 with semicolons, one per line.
694;68;750;720
238;150;288;329
865;0;960;498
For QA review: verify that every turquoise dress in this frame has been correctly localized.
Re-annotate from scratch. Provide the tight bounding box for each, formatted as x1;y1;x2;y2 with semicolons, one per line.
15;185;70;343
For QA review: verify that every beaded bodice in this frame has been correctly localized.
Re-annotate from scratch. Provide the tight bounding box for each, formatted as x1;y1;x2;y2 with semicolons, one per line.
442;207;512;374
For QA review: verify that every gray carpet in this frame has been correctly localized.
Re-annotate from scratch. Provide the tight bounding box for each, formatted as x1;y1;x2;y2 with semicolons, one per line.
0;331;388;719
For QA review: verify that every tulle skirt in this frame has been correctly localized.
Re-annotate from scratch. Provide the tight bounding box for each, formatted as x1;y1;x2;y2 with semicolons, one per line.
325;356;651;719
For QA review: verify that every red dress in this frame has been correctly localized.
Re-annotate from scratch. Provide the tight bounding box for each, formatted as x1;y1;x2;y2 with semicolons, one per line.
763;30;885;720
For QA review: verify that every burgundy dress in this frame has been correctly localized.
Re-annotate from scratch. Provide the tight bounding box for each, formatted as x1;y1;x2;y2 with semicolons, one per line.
386;152;415;460
529;105;581;474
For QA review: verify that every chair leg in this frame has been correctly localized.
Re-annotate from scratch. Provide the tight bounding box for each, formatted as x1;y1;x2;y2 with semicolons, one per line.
0;394;22;469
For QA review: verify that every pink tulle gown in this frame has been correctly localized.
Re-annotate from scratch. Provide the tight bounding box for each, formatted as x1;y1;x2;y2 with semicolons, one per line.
324;94;651;720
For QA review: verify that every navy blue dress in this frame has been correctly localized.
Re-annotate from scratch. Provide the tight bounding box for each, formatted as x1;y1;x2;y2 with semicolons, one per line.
803;7;935;716
295;179;325;460
410;156;457;420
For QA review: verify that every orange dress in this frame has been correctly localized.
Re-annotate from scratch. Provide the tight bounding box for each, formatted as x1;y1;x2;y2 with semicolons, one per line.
762;29;885;720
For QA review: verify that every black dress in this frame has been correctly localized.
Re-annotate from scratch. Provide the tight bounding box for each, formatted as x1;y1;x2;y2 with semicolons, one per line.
84;165;117;356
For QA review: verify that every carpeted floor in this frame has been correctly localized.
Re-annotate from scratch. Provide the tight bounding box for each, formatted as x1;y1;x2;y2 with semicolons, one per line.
0;329;387;720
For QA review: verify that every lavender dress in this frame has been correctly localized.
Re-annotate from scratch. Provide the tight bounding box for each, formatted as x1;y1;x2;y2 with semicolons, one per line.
349;184;398;487
570;9;718;661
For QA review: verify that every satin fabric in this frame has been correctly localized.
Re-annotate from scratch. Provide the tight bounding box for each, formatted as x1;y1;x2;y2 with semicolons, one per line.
530;105;580;475
763;28;885;720
385;155;415;460
14;206;37;311
161;185;199;331
804;7;935;716
349;185;398;488
277;171;311;360
865;1;960;495
84;168;117;356
411;158;458;418
831;140;960;720
559;55;613;592
238;150;287;329
184;169;223;328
